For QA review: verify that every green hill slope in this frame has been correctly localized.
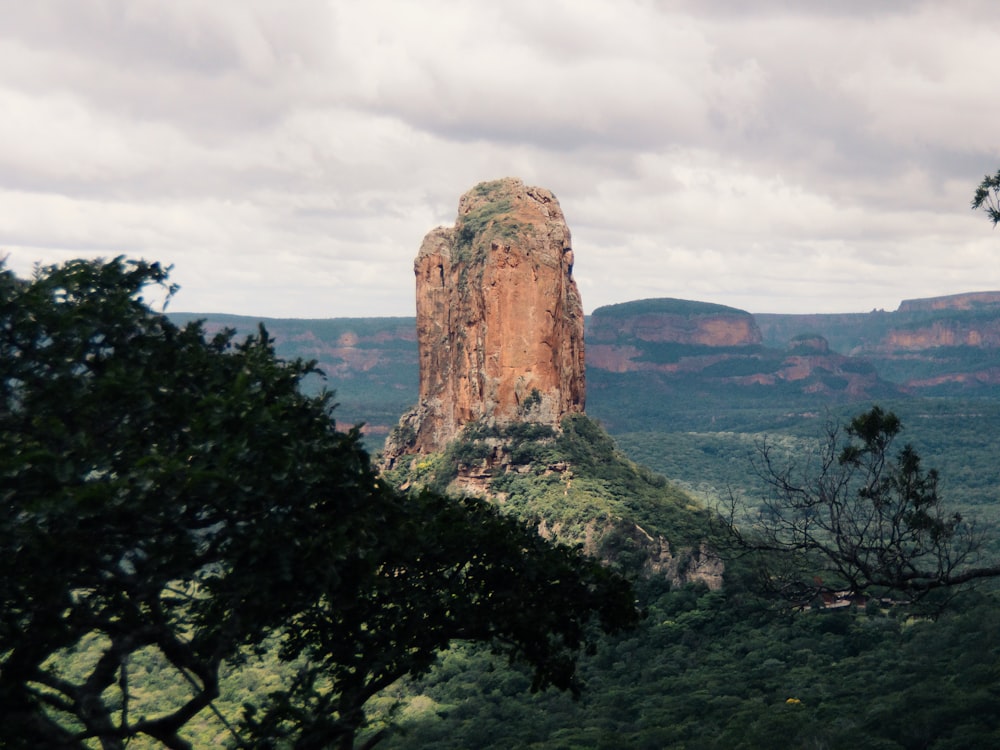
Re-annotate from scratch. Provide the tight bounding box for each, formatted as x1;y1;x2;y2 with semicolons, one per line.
383;414;719;585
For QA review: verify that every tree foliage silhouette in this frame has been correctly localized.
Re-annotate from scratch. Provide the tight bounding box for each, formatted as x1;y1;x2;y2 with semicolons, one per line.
0;258;637;750
972;169;1000;227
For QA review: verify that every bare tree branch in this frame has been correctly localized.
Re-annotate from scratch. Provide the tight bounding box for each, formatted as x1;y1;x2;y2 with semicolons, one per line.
718;407;1000;608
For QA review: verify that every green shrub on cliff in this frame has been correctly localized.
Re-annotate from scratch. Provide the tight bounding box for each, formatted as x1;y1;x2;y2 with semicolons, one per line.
388;413;712;551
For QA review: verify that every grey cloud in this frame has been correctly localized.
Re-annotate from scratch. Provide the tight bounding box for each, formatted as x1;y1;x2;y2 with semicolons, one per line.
2;0;999;318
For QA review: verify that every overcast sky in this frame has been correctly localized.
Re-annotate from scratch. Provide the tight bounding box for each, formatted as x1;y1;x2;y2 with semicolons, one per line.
2;1;999;317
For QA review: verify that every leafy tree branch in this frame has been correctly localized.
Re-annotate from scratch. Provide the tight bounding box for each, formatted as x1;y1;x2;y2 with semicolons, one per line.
0;258;637;750
972;168;1000;227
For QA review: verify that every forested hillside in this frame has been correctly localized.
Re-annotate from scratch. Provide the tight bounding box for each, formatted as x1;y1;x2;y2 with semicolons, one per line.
377;583;1000;749
370;403;1000;748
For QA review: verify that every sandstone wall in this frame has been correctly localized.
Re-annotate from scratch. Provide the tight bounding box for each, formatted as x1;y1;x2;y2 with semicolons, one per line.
384;178;585;462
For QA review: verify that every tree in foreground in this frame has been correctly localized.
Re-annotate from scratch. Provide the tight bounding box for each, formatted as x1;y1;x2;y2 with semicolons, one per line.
0;258;637;750
721;406;1000;607
972;168;1000;227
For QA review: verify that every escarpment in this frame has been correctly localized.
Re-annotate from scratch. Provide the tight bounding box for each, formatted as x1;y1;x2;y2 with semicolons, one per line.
382;178;585;464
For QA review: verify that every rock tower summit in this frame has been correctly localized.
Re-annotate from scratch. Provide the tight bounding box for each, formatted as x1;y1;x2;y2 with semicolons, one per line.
383;178;585;463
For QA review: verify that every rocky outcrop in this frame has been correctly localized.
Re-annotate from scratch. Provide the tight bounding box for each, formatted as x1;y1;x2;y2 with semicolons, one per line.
383;178;585;464
590;522;724;590
540;517;723;590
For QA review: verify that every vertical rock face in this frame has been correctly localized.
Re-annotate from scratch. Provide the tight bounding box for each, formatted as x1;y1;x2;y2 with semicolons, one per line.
384;178;585;462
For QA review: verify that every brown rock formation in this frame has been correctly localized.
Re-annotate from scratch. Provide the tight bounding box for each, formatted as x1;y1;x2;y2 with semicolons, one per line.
383;178;585;463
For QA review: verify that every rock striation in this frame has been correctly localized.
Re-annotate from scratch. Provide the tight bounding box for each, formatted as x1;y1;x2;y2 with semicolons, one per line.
383;178;585;464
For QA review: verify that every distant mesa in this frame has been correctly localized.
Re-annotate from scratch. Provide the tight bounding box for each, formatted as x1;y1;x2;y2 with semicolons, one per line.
586;289;1000;404
590;297;760;341
382;177;585;465
586;297;888;400
897;291;1000;313
587;297;763;374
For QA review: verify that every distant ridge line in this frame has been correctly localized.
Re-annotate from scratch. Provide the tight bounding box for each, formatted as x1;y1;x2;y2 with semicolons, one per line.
897;291;1000;313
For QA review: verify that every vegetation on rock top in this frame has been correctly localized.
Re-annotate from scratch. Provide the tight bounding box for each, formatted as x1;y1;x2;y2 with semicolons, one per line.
592;298;752;318
383;413;715;573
